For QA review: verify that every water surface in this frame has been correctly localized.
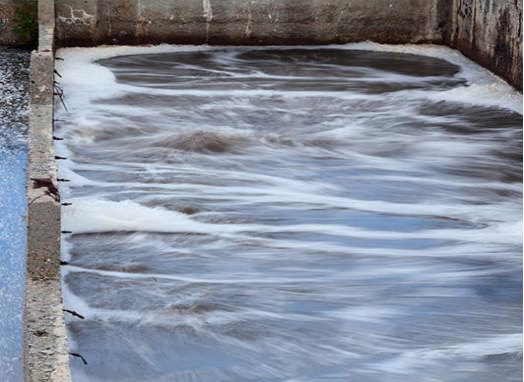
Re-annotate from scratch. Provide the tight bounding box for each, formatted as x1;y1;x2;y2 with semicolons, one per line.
56;46;522;382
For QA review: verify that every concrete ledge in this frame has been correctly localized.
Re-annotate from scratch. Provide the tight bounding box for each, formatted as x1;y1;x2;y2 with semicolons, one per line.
25;278;70;382
24;0;72;381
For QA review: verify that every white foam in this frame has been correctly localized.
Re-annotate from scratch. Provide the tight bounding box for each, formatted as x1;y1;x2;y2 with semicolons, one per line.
62;198;522;247
55;44;522;380
340;42;523;113
376;333;523;373
56;43;523;114
62;198;237;234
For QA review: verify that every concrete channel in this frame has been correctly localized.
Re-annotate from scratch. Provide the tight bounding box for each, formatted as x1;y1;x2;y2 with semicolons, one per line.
19;0;522;380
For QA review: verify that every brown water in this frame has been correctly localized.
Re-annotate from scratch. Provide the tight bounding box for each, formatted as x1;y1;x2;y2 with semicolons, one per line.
55;46;522;382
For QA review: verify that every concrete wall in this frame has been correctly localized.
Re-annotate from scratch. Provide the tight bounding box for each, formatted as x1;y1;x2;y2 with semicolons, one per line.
448;0;522;90
55;0;446;46
24;0;72;381
0;0;18;44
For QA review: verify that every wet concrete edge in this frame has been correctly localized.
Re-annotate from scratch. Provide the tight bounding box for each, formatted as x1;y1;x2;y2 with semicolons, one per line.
23;0;72;380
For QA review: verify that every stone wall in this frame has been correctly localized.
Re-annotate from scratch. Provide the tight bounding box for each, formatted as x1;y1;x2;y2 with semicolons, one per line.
0;0;18;44
448;0;522;90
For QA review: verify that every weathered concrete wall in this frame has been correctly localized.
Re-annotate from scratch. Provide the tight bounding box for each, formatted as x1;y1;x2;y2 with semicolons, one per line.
55;0;446;46
24;0;72;381
52;0;523;89
0;0;19;44
448;0;522;90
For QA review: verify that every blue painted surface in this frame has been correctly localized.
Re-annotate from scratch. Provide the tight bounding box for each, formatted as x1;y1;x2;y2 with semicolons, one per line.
0;144;27;381
0;47;29;382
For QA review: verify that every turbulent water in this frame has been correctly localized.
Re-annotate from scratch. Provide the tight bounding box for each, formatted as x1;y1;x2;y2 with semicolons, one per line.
0;47;29;382
55;45;523;382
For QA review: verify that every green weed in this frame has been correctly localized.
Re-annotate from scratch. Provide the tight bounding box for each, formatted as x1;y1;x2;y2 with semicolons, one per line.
13;0;37;45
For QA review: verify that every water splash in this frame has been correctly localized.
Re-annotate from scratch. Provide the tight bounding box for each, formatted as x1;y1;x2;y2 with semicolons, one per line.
56;44;522;382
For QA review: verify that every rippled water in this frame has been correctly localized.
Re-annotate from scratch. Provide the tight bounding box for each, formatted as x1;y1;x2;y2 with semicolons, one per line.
0;47;29;382
55;45;522;382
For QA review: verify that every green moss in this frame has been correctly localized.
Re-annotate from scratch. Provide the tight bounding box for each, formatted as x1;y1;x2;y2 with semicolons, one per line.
13;0;38;45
